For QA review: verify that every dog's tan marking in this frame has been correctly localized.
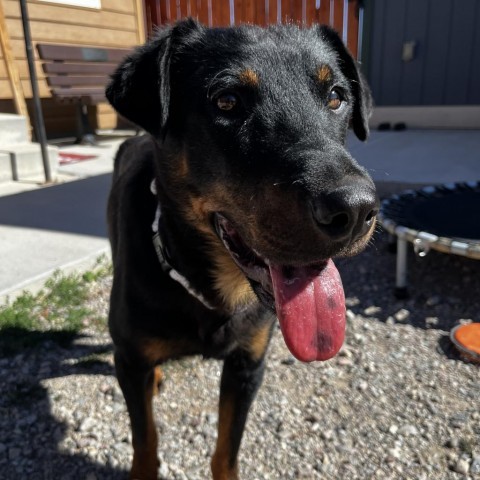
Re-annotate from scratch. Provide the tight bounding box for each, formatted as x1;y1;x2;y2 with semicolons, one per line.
141;338;198;364
130;370;159;480
239;68;259;87
152;365;164;396
317;64;333;83
211;242;256;311
211;395;239;480
184;192;256;311
244;323;272;361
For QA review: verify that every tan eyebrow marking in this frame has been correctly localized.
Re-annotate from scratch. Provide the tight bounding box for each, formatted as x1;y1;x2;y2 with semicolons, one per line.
239;68;259;86
317;64;333;83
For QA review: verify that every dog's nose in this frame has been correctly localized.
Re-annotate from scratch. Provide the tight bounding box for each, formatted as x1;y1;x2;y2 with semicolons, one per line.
311;181;379;241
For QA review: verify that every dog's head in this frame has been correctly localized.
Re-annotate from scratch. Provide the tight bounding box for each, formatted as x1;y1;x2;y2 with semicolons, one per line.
107;20;378;362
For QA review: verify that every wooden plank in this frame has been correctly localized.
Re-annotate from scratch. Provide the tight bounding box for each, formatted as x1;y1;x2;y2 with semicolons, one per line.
0;79;50;99
195;0;208;24
0;0;30;131
37;44;131;63
316;0;331;25
267;0;278;24
46;76;110;87
42;62;117;75
7;19;138;47
291;0;304;24
255;0;266;26
211;0;229;26
332;0;343;35
134;0;147;43
101;0;136;14
4;1;137;31
346;0;358;58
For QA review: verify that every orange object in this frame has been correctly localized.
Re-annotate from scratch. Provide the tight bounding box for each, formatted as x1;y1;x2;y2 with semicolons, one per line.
451;323;480;363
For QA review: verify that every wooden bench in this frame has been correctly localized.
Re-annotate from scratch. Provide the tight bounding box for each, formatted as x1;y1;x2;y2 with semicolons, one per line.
37;43;131;144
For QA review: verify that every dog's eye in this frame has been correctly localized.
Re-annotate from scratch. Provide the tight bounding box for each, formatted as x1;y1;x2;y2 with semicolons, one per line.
216;93;238;111
327;89;343;110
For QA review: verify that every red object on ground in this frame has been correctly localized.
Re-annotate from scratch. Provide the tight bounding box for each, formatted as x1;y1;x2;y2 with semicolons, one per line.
58;152;98;165
451;323;480;363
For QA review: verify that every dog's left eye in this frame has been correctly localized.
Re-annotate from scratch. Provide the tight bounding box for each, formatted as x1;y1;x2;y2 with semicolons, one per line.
327;89;343;110
216;93;238;111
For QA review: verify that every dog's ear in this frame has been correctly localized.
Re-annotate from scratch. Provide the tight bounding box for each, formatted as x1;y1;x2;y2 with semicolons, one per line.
106;19;201;136
318;25;372;141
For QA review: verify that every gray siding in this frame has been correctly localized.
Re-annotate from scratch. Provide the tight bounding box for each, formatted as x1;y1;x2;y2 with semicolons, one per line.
367;0;480;106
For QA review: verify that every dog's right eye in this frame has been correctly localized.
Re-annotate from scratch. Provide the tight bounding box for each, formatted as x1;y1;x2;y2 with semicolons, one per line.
215;93;238;111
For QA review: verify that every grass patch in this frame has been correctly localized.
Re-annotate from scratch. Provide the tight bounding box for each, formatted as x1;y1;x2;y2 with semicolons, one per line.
0;256;112;356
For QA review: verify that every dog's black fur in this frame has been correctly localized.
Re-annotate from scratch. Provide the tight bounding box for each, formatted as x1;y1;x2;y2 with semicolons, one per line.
106;19;377;480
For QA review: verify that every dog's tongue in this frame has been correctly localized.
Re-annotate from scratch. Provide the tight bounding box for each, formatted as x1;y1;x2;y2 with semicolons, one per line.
269;259;345;362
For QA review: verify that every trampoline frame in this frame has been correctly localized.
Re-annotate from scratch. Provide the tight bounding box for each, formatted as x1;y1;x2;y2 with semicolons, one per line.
378;181;480;297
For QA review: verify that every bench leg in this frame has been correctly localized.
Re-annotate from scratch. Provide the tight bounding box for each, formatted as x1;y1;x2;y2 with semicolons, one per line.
395;237;409;299
75;103;96;145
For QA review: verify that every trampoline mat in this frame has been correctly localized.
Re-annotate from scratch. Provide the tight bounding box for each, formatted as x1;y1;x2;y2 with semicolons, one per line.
382;186;480;241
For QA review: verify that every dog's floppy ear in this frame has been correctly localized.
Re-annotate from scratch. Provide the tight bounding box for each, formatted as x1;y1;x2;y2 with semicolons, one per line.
318;25;372;141
106;19;201;136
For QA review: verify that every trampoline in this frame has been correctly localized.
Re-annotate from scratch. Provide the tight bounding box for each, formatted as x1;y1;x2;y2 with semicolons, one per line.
379;181;480;298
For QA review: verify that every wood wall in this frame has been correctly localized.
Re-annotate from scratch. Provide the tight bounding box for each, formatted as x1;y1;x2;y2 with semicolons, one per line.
0;0;144;135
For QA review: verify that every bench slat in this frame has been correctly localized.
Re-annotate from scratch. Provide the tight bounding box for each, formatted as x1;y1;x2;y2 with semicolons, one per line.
51;89;106;105
47;76;109;87
42;63;117;75
37;44;130;63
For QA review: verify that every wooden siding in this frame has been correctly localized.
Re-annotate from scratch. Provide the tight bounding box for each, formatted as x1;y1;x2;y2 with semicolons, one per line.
0;0;144;133
145;0;361;59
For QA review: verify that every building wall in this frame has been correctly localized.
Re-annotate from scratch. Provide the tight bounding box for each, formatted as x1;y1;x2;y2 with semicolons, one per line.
0;0;144;134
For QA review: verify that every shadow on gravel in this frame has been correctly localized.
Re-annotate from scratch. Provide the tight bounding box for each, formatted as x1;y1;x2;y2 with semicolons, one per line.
336;231;480;333
0;329;127;479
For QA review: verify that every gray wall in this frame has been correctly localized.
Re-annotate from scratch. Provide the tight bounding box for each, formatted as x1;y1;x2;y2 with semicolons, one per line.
366;0;480;106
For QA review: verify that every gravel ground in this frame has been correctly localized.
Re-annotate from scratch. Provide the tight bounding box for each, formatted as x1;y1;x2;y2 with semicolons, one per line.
1;231;479;480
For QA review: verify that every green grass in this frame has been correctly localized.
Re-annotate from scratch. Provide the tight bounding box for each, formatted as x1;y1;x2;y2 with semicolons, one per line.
0;255;112;355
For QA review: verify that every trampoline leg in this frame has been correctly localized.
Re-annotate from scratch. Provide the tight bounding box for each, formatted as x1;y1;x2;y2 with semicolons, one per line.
395;237;409;299
387;233;397;253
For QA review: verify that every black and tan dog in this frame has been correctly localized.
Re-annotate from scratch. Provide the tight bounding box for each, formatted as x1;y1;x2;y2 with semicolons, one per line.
106;19;378;480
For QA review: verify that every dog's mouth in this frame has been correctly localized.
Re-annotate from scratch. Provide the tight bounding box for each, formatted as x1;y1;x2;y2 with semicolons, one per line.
213;213;346;362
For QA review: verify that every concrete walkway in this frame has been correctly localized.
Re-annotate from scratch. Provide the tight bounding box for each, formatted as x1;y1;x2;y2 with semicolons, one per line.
1;129;479;301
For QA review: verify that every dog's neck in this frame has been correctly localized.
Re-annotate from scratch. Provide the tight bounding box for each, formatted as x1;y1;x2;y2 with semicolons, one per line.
150;179;216;310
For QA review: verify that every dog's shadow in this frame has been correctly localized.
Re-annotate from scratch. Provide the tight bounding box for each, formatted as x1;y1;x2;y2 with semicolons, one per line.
0;328;128;480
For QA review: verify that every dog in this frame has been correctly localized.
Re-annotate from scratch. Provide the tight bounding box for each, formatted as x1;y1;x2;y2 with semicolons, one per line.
106;19;378;480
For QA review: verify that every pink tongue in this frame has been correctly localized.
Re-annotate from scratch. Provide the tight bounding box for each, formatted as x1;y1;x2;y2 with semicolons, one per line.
269;259;345;362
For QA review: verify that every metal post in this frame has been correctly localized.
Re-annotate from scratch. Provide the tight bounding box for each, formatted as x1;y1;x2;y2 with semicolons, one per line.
19;0;52;183
395;237;409;299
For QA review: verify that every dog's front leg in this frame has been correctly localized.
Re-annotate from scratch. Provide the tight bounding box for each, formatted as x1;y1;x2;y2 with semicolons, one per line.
211;336;270;480
115;350;161;480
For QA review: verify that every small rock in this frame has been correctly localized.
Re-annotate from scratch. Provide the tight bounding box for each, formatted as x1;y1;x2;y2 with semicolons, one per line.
450;413;468;428
79;416;97;433
321;429;334;441
159;462;169;478
388;424;399;435
398;424;418;436
453;458;470;475
206;413;218;425
394;309;410;322
470;456;480;474
364;306;381;316
445;437;459;448
425;316;439;327
426;296;441;306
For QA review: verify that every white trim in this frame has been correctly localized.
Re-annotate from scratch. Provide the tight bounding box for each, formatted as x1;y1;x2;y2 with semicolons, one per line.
39;0;101;8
